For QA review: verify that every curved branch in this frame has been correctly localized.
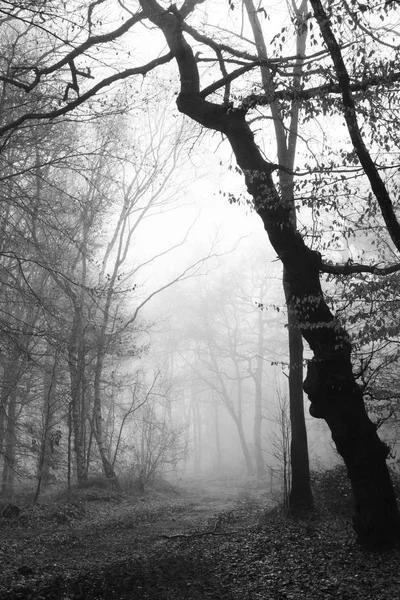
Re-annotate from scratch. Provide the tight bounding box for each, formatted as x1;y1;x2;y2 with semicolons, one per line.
310;0;400;253
321;260;400;276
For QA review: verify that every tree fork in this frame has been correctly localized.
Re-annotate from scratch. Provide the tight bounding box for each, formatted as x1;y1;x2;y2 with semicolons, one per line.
140;0;400;548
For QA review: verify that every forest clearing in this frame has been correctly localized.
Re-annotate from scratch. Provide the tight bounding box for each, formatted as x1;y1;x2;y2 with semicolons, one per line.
1;472;399;600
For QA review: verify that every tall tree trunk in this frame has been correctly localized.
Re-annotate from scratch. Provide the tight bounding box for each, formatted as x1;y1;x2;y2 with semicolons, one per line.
68;304;88;485
0;369;9;464
244;0;312;506
232;355;254;476
284;279;314;514
1;388;17;496
233;413;254;476
34;354;58;502
142;0;400;546
93;335;120;488
213;401;222;472
67;401;72;491
229;114;400;546
0;355;22;496
254;297;266;477
191;396;200;473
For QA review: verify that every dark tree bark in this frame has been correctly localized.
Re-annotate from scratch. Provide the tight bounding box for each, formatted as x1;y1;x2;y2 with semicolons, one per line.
284;290;313;515
139;0;400;547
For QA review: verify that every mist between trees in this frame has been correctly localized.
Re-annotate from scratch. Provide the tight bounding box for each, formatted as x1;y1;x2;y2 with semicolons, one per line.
1;0;400;551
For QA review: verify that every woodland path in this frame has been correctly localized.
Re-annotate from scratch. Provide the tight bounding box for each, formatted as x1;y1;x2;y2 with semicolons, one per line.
0;474;399;600
0;475;270;599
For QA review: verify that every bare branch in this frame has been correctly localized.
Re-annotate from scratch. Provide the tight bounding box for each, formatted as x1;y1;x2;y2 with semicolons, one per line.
0;52;173;137
32;12;145;82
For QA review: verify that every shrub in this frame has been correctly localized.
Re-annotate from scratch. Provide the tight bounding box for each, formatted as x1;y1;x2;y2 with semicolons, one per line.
121;407;188;492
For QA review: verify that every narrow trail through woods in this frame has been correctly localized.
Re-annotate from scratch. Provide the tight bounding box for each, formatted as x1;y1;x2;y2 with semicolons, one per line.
0;475;272;599
2;475;399;600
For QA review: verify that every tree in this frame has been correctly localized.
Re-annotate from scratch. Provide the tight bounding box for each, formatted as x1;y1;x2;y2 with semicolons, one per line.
136;0;400;547
269;390;292;510
167;252;291;477
2;0;400;547
174;278;257;475
133;0;400;547
244;0;313;515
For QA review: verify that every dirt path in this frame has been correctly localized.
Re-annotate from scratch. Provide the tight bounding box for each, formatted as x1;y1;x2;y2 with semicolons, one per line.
0;475;270;600
1;476;400;600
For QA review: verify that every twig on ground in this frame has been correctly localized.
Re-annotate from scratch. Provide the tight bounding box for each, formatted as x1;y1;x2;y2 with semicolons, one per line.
159;525;247;540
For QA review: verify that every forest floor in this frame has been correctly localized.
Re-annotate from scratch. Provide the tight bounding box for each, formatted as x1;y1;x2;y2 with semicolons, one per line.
0;474;399;600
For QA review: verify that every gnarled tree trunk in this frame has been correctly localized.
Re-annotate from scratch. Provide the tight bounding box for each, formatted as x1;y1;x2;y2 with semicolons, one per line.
139;0;400;547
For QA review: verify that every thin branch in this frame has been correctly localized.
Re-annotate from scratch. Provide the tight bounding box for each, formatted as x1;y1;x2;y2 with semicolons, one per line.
200;61;259;99
0;52;173;137
30;12;145;83
242;70;400;107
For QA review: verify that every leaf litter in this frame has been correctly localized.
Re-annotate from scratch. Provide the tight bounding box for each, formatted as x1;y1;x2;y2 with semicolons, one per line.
0;475;399;599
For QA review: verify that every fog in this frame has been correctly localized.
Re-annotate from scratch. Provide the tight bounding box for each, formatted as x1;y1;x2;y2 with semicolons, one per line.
0;67;353;502
109;145;339;492
0;98;341;499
